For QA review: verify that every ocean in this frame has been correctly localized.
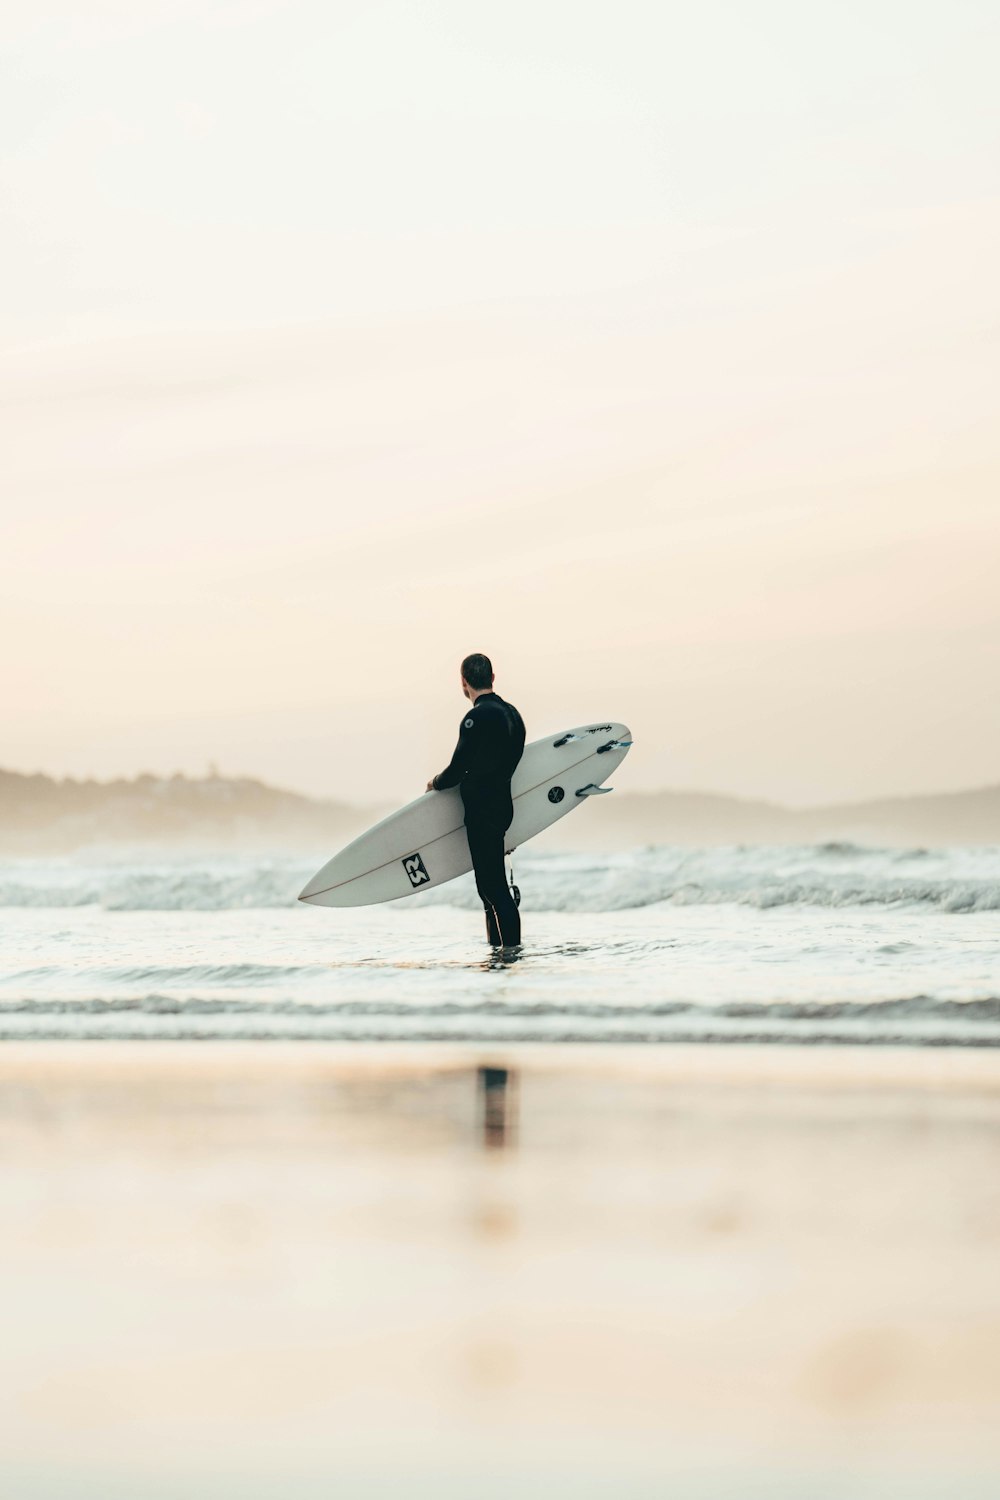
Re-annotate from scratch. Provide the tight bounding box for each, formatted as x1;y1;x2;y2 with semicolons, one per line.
1;842;997;1044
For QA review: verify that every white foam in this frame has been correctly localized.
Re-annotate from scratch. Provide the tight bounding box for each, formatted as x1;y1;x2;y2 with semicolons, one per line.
1;845;998;913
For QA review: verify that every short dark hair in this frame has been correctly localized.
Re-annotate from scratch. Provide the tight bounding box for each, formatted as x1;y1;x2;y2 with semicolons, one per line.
461;653;494;690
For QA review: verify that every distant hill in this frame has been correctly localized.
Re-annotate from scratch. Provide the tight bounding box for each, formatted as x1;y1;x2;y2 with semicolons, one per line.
537;784;1000;849
1;767;998;853
0;768;384;855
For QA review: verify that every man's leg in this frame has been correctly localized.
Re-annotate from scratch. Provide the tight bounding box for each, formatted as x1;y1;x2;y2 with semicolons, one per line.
482;900;501;946
466;818;521;947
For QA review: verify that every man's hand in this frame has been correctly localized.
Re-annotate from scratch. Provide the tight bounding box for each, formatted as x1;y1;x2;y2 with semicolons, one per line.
425;779;436;793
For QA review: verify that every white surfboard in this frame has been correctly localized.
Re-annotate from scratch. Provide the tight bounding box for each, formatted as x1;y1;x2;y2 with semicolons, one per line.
298;721;633;908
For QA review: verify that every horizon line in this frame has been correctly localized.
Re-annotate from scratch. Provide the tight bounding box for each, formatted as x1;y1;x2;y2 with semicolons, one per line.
2;764;997;816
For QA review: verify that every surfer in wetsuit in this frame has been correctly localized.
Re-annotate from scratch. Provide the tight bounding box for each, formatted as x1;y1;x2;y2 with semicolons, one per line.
426;653;525;947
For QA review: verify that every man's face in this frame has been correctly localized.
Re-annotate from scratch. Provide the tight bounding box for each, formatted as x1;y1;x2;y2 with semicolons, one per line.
461;676;470;700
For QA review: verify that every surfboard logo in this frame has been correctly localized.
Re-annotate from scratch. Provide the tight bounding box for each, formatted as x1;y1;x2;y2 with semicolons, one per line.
402;852;430;887
548;786;565;803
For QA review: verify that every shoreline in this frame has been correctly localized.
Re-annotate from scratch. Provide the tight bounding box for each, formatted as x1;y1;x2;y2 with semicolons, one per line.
4;1037;1000;1082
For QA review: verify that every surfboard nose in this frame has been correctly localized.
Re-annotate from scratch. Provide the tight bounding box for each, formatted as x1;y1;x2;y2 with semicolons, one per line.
298;865;333;903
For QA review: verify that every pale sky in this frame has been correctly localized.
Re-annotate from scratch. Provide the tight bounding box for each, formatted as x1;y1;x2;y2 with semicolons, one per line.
2;0;998;806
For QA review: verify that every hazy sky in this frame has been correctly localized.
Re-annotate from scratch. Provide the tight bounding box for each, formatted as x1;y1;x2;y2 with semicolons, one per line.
3;0;998;806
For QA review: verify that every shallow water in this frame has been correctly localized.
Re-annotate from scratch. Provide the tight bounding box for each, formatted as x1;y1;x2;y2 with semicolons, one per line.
1;844;997;1043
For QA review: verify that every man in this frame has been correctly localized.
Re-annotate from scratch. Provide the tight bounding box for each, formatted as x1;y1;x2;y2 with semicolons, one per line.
426;653;526;947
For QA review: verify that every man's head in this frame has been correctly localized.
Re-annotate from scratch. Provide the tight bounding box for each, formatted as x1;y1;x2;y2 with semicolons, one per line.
460;652;494;700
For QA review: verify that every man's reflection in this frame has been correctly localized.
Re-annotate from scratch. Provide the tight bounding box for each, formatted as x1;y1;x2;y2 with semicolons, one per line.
478;1065;517;1151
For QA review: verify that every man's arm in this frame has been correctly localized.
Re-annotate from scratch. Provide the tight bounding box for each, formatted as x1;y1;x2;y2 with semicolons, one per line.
429;714;477;790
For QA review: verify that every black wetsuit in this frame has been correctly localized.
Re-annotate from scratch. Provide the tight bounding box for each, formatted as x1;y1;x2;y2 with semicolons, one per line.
432;691;526;946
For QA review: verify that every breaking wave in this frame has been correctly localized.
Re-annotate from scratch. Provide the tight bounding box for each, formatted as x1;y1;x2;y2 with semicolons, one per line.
2;845;998;913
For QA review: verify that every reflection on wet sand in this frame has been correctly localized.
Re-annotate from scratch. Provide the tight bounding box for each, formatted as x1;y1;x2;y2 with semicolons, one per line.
478;1065;517;1150
0;1043;999;1499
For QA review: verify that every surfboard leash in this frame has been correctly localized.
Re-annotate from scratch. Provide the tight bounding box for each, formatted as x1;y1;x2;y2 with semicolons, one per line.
507;853;520;908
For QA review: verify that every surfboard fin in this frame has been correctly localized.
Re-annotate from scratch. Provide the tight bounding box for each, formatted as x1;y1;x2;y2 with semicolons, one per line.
576;783;613;796
553;732;581;748
596;738;633;754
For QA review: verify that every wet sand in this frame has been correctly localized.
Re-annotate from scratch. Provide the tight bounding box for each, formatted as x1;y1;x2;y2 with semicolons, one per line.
1;1042;999;1498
